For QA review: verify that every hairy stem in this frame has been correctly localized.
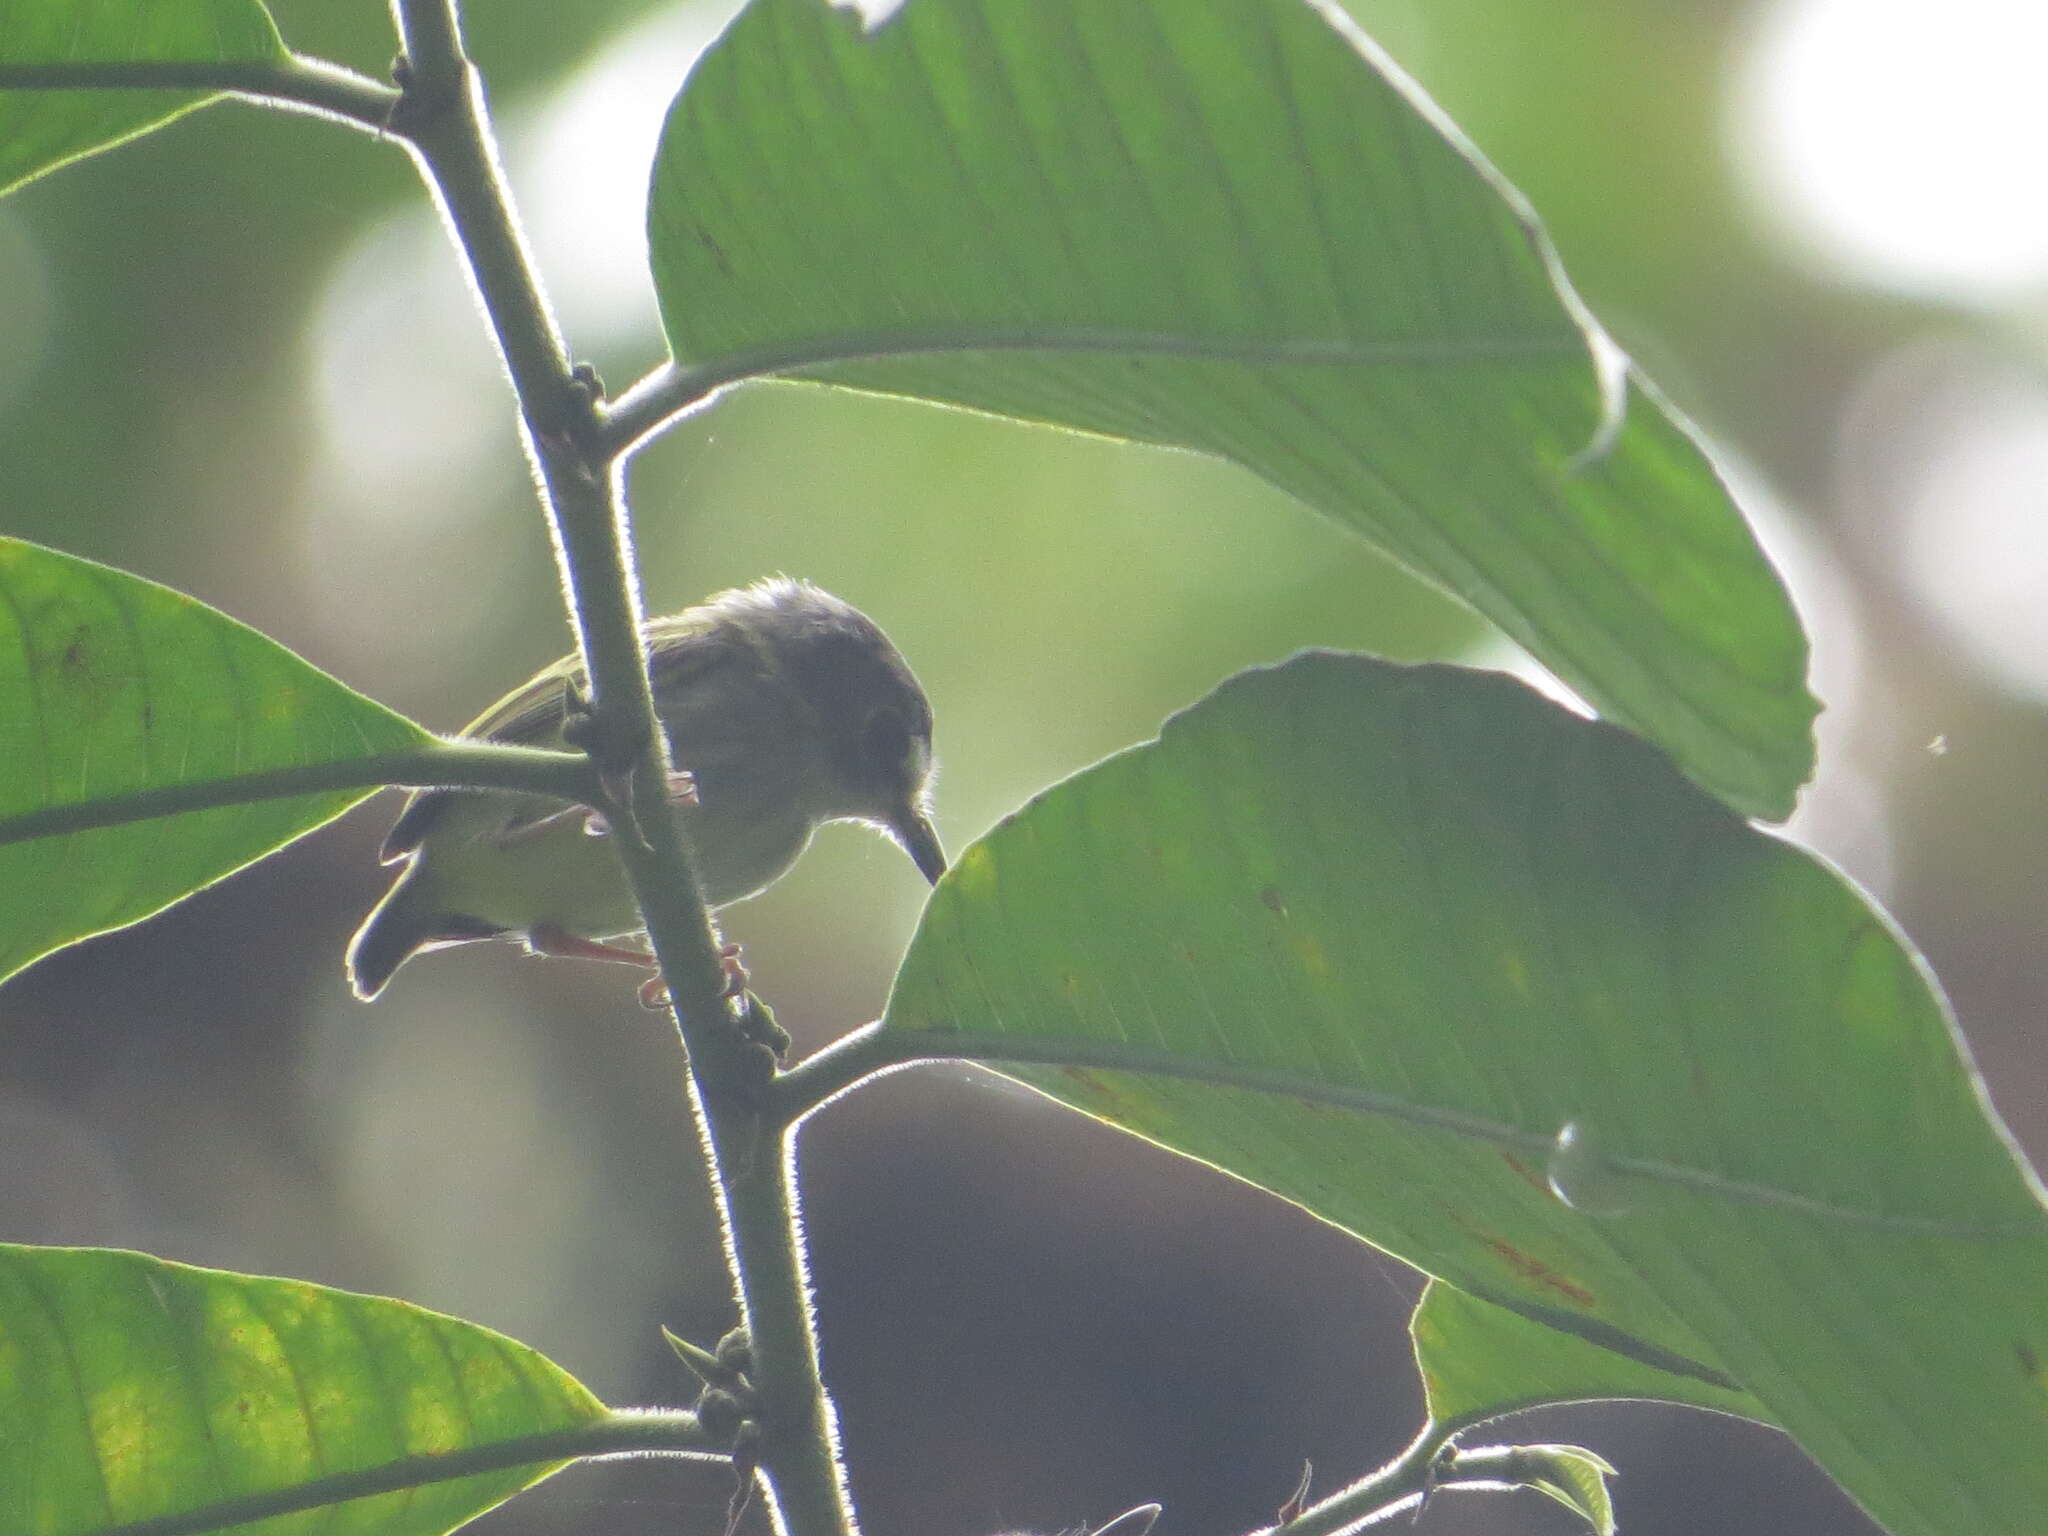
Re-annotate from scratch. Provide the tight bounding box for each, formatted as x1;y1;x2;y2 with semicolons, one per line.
1255;1429;1606;1536
1262;1424;1447;1536
385;3;856;1531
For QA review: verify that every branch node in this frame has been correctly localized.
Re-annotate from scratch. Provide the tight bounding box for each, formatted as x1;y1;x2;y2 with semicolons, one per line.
662;1324;750;1392
696;1387;751;1442
737;991;793;1067
559;677;656;848
532;364;610;464
715;1327;757;1379
385;49;465;139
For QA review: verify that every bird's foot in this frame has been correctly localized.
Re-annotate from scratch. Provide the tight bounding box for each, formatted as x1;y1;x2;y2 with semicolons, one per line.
559;772;689;843
558;679;659;849
719;942;748;997
525;924;672;1011
631;945;747;1012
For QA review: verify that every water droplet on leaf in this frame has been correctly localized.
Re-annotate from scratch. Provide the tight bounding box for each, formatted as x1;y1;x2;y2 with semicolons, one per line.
1546;1120;1632;1216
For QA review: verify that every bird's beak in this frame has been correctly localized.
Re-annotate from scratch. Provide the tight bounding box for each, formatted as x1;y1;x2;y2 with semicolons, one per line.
891;807;948;886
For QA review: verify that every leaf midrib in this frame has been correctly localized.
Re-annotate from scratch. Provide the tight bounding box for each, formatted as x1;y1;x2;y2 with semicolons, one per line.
669;322;1587;384
884;1026;2043;1239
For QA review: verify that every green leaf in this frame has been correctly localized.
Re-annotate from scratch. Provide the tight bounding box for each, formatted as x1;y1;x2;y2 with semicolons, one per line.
880;653;2048;1536
0;538;432;988
647;0;1817;820
1522;1448;1617;1536
0;1244;605;1536
0;0;285;198
1413;1284;1756;1536
1449;1443;1618;1536
1412;1281;1761;1430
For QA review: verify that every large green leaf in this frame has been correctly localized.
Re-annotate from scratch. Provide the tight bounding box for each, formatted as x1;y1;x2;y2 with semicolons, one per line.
0;1245;604;1536
0;0;284;197
1406;1284;1758;1536
647;0;1817;821
879;653;2048;1536
1412;1281;1761;1430
0;538;432;987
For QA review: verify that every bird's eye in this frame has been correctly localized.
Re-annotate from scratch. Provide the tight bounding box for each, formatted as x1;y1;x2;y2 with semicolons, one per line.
862;707;912;770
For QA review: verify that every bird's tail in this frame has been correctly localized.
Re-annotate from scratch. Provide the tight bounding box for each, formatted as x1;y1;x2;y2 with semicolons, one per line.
347;867;428;1001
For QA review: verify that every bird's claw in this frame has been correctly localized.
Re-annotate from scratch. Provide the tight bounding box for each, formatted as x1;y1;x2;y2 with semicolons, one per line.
634;944;745;1012
719;942;748;997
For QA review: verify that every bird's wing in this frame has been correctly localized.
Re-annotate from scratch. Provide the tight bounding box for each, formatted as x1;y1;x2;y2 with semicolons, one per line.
377;615;738;863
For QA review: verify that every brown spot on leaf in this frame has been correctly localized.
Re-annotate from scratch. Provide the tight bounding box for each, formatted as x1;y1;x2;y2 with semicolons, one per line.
1260;885;1288;918
1502;1151;1550;1195
1454;1218;1597;1308
45;623;125;717
2019;1341;2040;1379
1060;1066;1120;1106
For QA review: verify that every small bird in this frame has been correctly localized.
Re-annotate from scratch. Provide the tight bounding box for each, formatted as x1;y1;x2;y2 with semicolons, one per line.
347;578;945;1001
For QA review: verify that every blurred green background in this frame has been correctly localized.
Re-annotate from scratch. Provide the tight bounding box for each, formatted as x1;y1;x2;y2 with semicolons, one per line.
5;1;2046;1532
